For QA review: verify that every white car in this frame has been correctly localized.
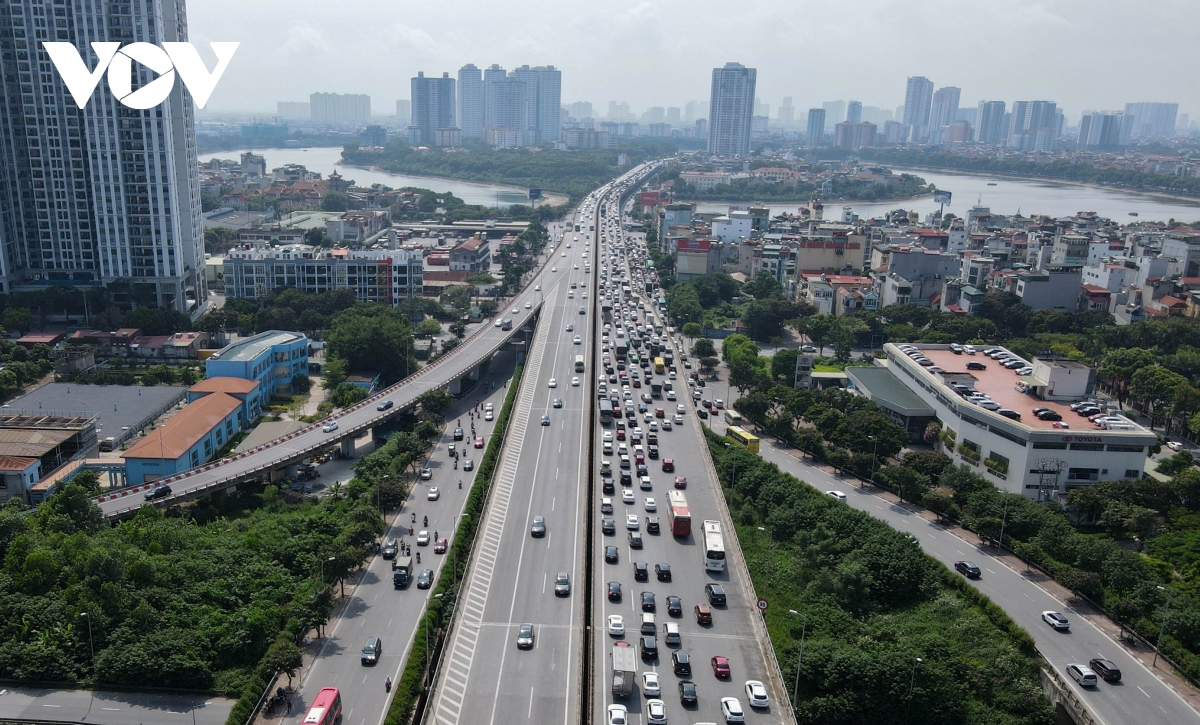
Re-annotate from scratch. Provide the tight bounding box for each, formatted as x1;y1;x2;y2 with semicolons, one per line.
661;419;672;430
603;431;613;442
427;487;440;501
673;414;684;425
626;514;640;530
644;497;657;512
417;530;430;546
608;614;625;637
721;697;745;723
525;301;532;309
642;671;661;697
827;491;847;501
420;468;433;480
571;377;581;386
744;680;769;708
494;318;505;328
512;307;519;314
646;699;667;725
607;705;628;725
566;324;574;332
548;378;557;388
485;410;494;421
322;421;339;433
552;266;558;272
622;489;635;504
1042;611;1070;630
574;336;582;345
535;284;541;291
1168;441;1185;451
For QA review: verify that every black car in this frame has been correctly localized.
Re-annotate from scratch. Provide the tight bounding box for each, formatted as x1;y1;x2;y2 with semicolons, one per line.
381;540;398;559
530;516;547;537
453;428;464;441
1089;658;1122;682
655;563;672;581
602;518;616;535
620;471;633;486
666;595;683;617
966;361;987;371
541;415;551;426
646;516;660;534
633;561;649;581
697;408;708;419
955;561;982;578
636;464;649;478
603;478;615;494
605;546;619;563
641;591;656;612
673;649;692;676
640;635;658;660
1036;410;1063;421
607;581;622;601
678;679;697;706
705;583;726;606
144;484;172;501
416;568;434;589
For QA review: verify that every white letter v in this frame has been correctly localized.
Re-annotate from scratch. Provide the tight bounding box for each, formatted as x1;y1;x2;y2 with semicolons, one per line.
43;42;121;109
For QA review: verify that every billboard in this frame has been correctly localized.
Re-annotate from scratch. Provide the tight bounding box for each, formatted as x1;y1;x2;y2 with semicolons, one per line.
794;354;814;389
933;190;952;205
640;192;661;207
527;188;542;200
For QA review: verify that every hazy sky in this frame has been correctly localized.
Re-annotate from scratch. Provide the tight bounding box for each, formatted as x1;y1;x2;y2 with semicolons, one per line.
189;0;1200;122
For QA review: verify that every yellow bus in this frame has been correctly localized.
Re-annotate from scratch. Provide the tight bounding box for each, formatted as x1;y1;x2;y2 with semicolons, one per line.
653;357;665;374
725;425;760;454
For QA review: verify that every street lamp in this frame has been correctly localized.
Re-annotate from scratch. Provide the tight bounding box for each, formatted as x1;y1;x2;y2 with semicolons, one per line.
757;526;773;594
907;657;923;723
867;435;878;485
79;612;95;672
318;556;336;584
1154;585;1174;667
787;609;807;713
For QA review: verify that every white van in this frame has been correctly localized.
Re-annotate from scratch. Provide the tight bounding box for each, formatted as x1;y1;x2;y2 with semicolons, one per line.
641;612;656;635
662;622;681;646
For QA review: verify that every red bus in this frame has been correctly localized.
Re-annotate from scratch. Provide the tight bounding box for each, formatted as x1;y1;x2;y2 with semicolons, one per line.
666;490;691;537
303;688;343;725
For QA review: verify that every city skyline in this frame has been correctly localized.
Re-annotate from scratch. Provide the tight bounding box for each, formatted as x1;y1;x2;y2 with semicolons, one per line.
186;0;1200;119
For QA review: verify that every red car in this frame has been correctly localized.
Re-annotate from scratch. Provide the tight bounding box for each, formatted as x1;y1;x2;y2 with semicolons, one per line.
674;476;687;489
632;379;641;388
655;408;665;418
434;537;448;554
635;453;645;465
616;429;626;441
474;435;485;448
711;655;731;678
662;458;675;472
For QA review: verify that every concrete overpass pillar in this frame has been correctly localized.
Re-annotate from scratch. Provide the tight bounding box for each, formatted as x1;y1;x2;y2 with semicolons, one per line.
448;376;463;396
340;438;355;458
286;463;299;478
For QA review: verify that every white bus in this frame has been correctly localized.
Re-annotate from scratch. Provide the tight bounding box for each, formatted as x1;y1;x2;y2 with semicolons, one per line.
702;520;725;572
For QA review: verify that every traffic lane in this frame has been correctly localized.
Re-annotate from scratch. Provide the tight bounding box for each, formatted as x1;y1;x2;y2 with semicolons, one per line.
0;688;232;725
755;441;1200;725
287;371;518;725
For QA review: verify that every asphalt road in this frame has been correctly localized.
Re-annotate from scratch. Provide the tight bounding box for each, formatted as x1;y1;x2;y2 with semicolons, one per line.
739;423;1200;725
589;196;791;725
0;687;232;725
269;352;518;725
428;183;614;725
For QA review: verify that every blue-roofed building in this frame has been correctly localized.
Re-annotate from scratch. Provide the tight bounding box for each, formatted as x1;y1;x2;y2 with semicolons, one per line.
205;330;309;396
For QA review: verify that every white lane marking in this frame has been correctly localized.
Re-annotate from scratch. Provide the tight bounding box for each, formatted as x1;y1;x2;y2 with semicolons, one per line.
1139;686;1151;697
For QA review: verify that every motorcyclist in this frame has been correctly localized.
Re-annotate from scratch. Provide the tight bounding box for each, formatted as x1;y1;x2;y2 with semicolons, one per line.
458;479;463;489
411;512;416;524
385;676;392;692
416;552;421;563
423;515;428;527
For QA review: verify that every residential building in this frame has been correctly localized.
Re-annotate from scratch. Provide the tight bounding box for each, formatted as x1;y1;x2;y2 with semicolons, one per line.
457;64;484;139
562;129;614;148
903;76;935;141
310;93;371;124
846;101;862;124
976;101;1007;146
707;63;757;156
798;273;874;316
928;86;960;144
396;100;412;125
806;108;826;146
822;101;846;125
1013;266;1084;309
434;127;462;148
1008;101;1058;151
883;121;907;144
0;0;206;312
277;101;311;119
449;237;492;273
834;122;877;150
511;65;563;143
675;238;722;280
678;171;733;191
1122;102;1179;141
1051;233;1090;266
712;212;753;243
1078;112;1123;150
411;72;456;146
224;244;423;306
483;66;527;145
206;331;309;396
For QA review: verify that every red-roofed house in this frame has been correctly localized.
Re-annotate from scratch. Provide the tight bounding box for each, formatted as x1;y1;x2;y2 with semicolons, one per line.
0;455;40;503
17;332;65;349
123;391;249;483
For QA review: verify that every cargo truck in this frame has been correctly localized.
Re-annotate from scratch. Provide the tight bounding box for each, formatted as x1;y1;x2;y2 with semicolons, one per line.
651;382;662;398
611;644;638;698
391;555;413;588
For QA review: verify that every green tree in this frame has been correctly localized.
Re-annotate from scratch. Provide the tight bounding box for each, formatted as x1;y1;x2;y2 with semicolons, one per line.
691;338;716;358
416;319;442;338
322;356;348;391
260;637;304;684
1130;365;1188;427
326;304;417;379
682;322;702;340
321;191;349;212
1099;348;1155;404
2;307;32;335
797;315;833;355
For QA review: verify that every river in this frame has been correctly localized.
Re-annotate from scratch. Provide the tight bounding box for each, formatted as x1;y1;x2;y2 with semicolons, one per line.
696;166;1200;223
197;146;567;207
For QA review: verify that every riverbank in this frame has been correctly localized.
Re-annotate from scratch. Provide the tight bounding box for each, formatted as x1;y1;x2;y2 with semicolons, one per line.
675;191;934;207
339;161;570;206
892;164;1200;209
